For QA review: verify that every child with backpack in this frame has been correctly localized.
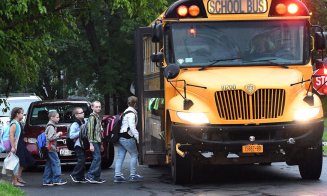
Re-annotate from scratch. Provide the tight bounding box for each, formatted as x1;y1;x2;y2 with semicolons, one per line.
42;111;67;186
7;107;35;187
114;96;143;183
86;101;106;184
69;107;87;183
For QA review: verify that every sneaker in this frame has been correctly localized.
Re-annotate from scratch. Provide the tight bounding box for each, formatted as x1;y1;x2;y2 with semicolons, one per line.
70;175;79;183
114;176;126;183
43;182;54;186
94;178;106;184
85;176;98;184
128;174;144;182
53;179;67;185
70;175;87;183
79;178;88;184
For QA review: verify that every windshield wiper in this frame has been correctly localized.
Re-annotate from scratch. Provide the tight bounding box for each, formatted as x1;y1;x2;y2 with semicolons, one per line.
198;57;242;70
244;58;288;69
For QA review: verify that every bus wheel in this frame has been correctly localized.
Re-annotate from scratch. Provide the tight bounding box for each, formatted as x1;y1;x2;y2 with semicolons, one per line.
298;144;322;180
171;139;193;185
102;142;115;169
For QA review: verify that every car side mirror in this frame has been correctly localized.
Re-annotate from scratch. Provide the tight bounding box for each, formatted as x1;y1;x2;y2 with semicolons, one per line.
164;64;180;79
152;23;163;43
314;32;326;50
151;52;164;63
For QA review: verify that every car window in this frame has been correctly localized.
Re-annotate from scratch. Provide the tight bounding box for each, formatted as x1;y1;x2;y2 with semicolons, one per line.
29;103;91;125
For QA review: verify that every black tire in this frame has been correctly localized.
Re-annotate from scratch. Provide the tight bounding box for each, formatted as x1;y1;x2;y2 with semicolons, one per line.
101;142;115;169
171;139;193;185
298;144;323;180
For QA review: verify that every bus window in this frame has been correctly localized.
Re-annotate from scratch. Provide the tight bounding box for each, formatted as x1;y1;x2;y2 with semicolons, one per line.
169;20;309;67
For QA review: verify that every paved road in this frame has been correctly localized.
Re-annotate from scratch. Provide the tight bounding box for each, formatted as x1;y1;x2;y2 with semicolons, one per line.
1;154;327;196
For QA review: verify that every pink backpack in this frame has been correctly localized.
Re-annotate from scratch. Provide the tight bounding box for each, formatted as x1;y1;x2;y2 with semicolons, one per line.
101;111;134;143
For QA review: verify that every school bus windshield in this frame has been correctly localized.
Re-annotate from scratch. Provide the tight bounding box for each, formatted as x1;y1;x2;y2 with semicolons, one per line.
167;20;310;67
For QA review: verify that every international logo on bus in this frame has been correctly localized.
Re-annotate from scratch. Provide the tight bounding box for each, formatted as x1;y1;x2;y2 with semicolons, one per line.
207;0;268;14
244;84;256;95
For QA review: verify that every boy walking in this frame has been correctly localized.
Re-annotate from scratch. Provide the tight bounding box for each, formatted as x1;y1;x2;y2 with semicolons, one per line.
69;107;87;183
86;101;105;184
43;111;67;186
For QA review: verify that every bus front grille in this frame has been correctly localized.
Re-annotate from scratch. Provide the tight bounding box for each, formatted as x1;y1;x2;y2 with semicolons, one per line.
215;89;286;120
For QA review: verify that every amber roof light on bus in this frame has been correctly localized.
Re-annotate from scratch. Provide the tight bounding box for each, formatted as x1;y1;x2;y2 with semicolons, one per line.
288;3;299;14
177;5;188;17
164;0;207;19
189;5;200;17
275;3;287;15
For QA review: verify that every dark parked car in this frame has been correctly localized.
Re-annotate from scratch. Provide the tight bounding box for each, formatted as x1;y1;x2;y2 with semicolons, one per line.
23;100;114;168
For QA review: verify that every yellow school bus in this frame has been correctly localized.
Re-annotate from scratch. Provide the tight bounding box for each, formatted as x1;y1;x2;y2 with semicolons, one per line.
135;0;326;184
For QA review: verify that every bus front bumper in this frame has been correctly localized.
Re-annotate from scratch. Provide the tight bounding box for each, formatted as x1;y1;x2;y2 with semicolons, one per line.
171;120;324;164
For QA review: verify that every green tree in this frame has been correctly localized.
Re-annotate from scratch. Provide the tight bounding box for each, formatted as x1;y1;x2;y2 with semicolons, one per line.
303;0;327;27
57;0;168;113
0;0;78;95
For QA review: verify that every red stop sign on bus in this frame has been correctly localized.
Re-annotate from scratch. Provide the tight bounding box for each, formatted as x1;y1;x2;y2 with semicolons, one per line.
313;68;327;95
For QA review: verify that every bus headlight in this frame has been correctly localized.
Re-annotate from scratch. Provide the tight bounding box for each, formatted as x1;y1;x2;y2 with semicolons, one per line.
177;112;209;124
294;107;320;121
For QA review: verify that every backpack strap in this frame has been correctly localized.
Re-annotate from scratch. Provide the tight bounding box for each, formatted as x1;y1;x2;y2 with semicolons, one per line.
89;113;97;142
44;124;55;135
122;111;135;120
121;110;137;133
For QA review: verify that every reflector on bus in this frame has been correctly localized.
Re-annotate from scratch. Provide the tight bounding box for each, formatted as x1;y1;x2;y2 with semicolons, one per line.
269;0;309;16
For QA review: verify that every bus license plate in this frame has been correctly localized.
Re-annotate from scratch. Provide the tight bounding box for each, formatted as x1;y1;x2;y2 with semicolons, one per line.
242;144;263;153
59;148;73;156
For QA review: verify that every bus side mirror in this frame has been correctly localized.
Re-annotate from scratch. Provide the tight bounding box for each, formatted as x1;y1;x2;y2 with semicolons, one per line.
164;64;180;79
151;52;164;63
314;32;326;50
152;23;163;43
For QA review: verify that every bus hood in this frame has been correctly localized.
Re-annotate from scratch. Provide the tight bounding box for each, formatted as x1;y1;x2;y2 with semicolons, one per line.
178;67;304;90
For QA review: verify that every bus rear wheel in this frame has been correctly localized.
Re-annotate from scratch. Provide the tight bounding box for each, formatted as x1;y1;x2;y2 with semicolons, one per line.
171;139;193;185
298;144;322;180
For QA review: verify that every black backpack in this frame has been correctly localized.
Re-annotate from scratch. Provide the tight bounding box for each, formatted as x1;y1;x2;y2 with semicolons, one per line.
66;124;75;151
79;114;96;149
110;111;134;144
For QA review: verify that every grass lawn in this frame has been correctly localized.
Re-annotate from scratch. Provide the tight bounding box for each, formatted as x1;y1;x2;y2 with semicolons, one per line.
0;181;24;196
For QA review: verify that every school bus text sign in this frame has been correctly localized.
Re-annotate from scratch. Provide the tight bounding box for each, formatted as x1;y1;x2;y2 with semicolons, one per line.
208;0;268;14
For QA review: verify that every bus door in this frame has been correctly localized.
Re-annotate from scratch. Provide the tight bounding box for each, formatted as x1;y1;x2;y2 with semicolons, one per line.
135;27;165;165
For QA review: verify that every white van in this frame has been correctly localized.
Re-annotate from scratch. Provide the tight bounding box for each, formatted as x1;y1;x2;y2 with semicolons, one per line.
0;94;42;125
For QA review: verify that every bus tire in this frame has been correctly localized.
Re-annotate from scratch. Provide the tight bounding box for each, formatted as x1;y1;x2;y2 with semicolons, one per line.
101;142;115;169
298;144;322;180
171;139;193;185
